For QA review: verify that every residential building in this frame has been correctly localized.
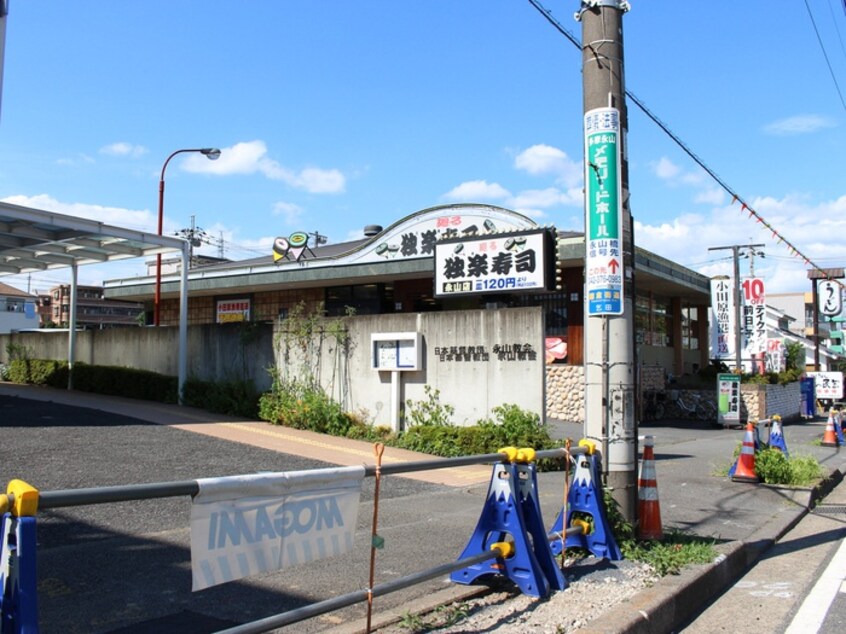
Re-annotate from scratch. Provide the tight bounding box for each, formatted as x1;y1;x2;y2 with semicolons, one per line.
0;282;39;333
49;284;144;328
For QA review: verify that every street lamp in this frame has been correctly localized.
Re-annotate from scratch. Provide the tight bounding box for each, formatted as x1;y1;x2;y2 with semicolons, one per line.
154;147;221;326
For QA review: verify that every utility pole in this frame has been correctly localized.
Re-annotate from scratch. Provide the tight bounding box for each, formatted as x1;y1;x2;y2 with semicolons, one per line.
580;0;636;523
708;243;764;372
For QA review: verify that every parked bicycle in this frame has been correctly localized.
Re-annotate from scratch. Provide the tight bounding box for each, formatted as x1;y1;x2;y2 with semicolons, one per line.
641;389;666;421
670;390;718;423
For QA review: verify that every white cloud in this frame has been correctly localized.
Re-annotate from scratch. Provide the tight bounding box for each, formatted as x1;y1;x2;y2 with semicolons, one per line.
651;157;681;180
272;201;304;225
508;187;582;210
99;142;148;158
763;115;836;136
1;194;153;231
182;140;346;194
634;193;846;293
694;188;725;205
514;144;582;187
442;180;511;201
56;154;95;166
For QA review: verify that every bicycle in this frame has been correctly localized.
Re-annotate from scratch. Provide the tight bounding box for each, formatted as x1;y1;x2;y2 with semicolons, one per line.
641;389;666;421
670;390;718;423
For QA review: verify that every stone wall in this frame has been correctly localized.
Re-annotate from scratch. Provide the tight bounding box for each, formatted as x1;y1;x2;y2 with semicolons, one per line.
740;382;801;422
545;365;584;422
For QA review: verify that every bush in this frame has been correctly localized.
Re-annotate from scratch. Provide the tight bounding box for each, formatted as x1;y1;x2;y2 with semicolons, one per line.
4;358;178;403
755;448;825;486
182;378;261;418
258;377;356;436
6;358;68;386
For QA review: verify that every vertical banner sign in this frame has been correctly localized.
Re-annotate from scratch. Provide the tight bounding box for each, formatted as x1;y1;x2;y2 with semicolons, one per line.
765;338;786;373
741;277;766;357
717;373;741;426
818;280;843;317
584;107;623;316
190;466;365;591
710;278;734;359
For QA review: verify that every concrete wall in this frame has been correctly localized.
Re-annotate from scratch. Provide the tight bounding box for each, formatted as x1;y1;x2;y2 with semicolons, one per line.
0;324;275;391
273;307;545;428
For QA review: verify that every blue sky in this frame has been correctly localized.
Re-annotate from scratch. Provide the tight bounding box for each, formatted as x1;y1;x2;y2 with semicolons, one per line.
2;1;846;295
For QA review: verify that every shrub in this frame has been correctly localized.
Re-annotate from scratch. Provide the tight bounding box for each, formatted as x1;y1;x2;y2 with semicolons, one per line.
755;448;825;486
259;377;355;436
6;358;68;386
404;385;455;427
182;378;261;418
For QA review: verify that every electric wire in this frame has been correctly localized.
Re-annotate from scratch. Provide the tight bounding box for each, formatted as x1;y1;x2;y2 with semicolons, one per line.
527;0;846;290
805;0;846;112
827;0;846;64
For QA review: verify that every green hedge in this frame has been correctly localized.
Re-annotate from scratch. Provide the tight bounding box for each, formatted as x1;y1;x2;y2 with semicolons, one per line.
182;378;261;418
5;359;178;403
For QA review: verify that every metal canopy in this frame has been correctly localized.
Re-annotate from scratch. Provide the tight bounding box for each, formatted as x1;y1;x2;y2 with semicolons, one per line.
0;201;187;274
0;200;191;402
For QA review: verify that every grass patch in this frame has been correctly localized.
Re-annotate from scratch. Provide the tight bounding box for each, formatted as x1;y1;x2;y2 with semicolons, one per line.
604;491;718;576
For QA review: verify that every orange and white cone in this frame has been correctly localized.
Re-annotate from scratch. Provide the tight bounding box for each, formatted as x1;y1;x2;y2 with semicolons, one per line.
821;409;839;447
731;422;759;483
637;435;663;540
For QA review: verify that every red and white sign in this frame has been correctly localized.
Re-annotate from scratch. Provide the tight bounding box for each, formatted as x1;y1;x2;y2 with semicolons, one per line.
216;299;251;324
741;277;766;356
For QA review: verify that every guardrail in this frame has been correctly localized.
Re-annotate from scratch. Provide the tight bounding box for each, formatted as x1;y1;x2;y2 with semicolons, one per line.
1;442;622;634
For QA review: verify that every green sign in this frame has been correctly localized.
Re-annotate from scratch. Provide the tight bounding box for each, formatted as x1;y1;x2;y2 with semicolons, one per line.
584;107;623;315
717;373;741;426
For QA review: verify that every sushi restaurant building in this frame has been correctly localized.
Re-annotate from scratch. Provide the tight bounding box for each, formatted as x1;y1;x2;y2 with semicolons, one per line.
104;203;711;425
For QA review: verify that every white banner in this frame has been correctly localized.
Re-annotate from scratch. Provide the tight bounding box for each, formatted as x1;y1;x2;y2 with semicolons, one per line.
710;278;734;359
741;277;767;356
190;466;365;591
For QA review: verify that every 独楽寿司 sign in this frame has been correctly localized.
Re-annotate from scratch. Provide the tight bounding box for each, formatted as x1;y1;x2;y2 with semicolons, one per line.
433;228;555;297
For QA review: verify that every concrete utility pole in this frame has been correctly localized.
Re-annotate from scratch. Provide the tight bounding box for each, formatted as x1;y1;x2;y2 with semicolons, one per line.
580;0;636;523
708;243;764;372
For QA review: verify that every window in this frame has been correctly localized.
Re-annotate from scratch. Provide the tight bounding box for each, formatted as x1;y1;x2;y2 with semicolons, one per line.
681;305;699;350
636;294;673;347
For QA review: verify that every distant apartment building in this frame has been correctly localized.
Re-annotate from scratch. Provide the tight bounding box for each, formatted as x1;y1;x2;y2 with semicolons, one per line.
0;282;39;333
50;284;144;328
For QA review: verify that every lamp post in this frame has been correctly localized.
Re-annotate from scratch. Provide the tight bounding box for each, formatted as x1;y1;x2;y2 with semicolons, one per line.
154;147;221;326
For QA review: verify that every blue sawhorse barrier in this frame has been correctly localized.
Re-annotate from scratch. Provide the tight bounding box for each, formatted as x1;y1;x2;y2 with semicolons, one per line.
0;513;39;634
451;448;563;597
548;445;622;561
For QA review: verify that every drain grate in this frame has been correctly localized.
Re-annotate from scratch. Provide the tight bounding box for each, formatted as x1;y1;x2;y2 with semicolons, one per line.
812;505;846;515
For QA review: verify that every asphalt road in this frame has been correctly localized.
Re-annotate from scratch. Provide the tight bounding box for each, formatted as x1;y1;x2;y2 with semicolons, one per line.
0;395;478;633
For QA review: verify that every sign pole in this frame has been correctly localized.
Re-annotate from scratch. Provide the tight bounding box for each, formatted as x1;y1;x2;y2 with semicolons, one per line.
580;1;636;523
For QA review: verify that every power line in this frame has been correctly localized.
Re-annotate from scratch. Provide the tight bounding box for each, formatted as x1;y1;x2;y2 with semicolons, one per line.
527;0;846;291
826;0;846;64
805;0;846;112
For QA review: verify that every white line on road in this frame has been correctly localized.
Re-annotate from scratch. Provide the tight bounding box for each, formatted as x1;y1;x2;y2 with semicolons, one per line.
784;536;846;634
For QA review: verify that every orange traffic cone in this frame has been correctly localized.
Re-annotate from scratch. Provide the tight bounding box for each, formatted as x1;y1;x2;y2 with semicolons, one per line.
821;409;839;447
637;435;663;540
732;422;759;483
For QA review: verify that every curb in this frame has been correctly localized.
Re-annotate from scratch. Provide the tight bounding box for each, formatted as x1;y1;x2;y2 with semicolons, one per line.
574;461;846;634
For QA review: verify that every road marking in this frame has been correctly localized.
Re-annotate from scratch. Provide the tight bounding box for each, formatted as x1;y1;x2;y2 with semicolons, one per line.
784;536;846;634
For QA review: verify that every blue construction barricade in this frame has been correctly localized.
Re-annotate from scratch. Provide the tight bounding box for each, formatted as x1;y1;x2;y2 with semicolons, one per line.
548;441;622;561
0;480;40;634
